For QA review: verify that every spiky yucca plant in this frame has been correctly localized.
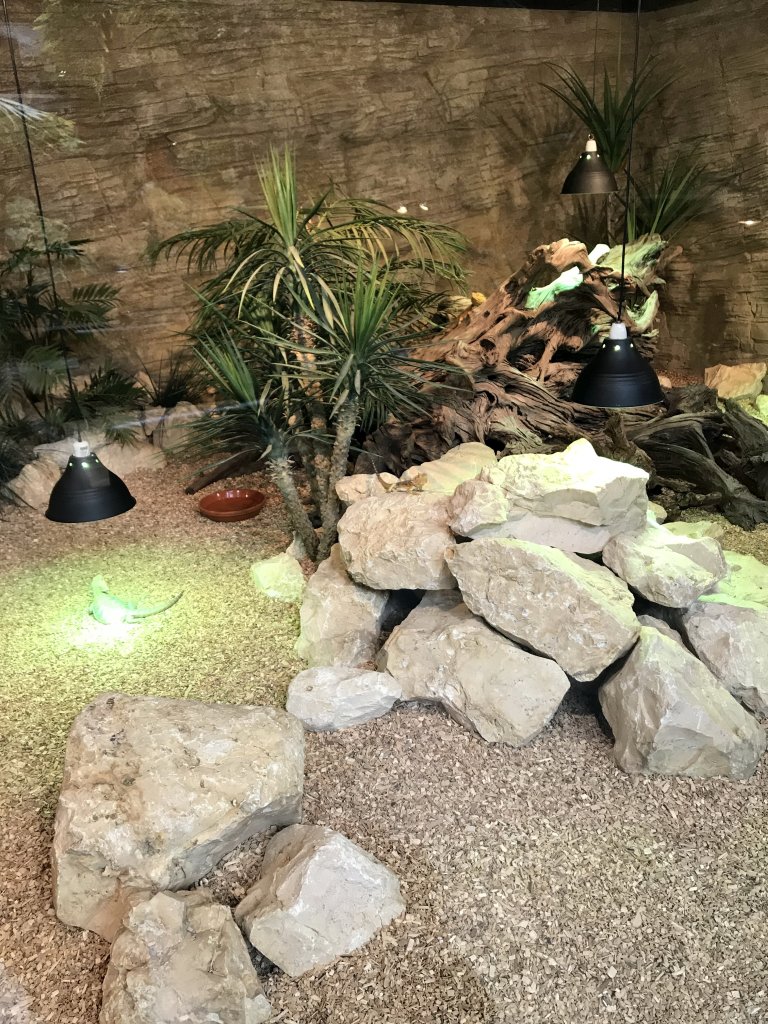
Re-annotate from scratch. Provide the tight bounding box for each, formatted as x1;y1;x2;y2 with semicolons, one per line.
152;148;467;558
628;153;715;240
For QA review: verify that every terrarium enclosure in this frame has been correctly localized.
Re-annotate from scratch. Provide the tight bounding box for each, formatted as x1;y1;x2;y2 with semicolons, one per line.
2;2;768;1024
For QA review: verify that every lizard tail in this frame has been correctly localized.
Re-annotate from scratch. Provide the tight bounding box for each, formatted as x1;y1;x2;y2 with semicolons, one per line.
132;592;184;619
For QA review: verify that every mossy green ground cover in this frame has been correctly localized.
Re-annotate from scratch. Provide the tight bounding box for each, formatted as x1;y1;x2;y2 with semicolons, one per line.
1;536;301;808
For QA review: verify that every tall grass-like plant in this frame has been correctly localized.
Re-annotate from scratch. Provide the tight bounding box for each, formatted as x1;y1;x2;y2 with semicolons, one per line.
152;148;467;558
546;61;671;174
628;153;715;240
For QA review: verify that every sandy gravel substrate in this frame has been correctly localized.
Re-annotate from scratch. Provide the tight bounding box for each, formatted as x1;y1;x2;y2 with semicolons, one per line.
1;464;767;1024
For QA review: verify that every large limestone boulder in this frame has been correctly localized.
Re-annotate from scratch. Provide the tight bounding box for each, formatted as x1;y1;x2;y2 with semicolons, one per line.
602;521;728;608
701;550;768;610
100;890;271;1024
34;430;165;475
295;544;388;666
52;694;304;941
335;472;398;506
600;627;765;779
378;592;569;745
337;493;456;590
446;538;639;681
664;519;725;541
683;601;768;715
249;552;305;603
398;442;497;494
287;666;402;731
152;401;205;451
704;361;767;400
1;456;60;510
235;824;404;978
448;438;648;553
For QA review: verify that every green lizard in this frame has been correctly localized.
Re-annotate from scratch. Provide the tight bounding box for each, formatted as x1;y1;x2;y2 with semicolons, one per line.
89;575;183;625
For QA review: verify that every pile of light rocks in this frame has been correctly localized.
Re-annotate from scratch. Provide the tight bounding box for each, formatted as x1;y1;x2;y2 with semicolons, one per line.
290;439;768;780
53;693;404;1024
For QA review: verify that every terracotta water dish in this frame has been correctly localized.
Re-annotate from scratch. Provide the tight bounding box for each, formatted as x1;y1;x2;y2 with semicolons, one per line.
198;488;266;522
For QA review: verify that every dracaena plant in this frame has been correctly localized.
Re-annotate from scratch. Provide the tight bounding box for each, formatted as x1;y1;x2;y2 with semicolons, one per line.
181;260;457;561
152;147;467;559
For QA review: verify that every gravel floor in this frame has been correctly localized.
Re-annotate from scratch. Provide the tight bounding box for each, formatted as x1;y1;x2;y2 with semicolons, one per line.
2;463;768;1024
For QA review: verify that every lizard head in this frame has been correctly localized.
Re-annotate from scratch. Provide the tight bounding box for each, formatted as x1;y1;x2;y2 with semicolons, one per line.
90;575;110;595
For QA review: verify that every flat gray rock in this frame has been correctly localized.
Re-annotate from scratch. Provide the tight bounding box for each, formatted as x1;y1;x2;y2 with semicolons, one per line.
683;600;768;715
295;544;388;666
235;825;404;978
53;694;304;941
337;492;456;590
100;890;271;1024
287;666;401;730
446;538;639;681
378;592;569;745
603;522;728;608
600;627;765;779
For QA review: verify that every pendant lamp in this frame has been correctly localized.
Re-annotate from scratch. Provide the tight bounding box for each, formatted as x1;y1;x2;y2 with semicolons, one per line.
46;441;136;523
562;134;618;195
561;1;618;196
2;0;136;522
571;0;664;410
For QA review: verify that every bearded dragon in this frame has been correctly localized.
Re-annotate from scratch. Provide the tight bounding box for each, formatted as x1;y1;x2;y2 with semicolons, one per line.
89;575;183;625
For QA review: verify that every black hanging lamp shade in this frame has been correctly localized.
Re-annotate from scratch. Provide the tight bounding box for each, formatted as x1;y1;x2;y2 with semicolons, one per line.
46;440;136;523
571;322;664;408
561;135;618;195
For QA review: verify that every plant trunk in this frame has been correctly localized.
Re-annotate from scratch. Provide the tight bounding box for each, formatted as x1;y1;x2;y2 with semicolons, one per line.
295;436;323;517
268;455;318;560
317;397;359;562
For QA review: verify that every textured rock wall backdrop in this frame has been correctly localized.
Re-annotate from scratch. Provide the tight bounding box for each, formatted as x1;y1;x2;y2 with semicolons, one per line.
0;0;765;371
644;0;768;370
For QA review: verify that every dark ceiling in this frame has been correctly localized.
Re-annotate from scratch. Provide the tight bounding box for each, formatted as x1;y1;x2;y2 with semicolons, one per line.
357;0;695;10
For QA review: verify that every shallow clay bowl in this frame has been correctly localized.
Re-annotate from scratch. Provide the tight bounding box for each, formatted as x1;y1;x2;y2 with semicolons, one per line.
198;488;267;522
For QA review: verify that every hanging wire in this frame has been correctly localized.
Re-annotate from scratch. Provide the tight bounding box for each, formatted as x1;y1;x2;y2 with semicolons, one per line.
1;0;83;438
592;0;601;100
616;0;642;322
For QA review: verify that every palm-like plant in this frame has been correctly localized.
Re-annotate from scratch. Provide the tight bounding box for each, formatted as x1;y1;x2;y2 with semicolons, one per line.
152;148;467;558
0;241;120;463
180;261;455;560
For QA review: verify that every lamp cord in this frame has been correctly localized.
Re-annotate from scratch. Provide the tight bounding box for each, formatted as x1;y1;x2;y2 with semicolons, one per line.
2;0;82;440
617;0;642;323
592;0;600;100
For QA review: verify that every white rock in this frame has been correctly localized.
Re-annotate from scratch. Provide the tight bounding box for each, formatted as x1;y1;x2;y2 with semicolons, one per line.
447;479;509;536
287;666;401;731
100;890;271;1024
235;825;404;978
600;627;765;779
446;538;639;682
34;431;165;475
141;404;165;438
663;519;725;541
250;552;305;603
153;401;204;451
480;437;649;532
701;550;768;610
2;456;60;510
335;472;398;506
378;592;569;745
602;521;728;608
295;544;389;666
52;694;304;941
337;493;456;590
637;614;685;646
683;601;768;715
399;442;497;494
647;501;668;524
704;361;767;400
